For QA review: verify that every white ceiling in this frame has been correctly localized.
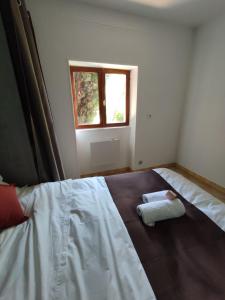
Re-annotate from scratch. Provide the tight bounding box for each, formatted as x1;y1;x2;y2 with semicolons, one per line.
75;0;225;27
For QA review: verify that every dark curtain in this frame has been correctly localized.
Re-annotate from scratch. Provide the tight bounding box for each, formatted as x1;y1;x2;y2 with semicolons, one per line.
0;0;65;183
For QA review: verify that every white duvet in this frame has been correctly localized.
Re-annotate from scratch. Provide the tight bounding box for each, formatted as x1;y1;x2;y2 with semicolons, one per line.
0;177;155;300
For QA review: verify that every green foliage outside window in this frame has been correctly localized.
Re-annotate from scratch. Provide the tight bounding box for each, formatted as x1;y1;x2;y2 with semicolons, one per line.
113;111;124;122
75;72;99;124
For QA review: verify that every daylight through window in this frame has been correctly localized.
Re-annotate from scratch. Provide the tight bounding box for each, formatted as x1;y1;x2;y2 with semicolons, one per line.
70;66;130;129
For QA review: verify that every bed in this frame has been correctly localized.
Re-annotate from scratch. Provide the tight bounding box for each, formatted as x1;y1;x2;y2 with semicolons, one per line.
0;168;225;300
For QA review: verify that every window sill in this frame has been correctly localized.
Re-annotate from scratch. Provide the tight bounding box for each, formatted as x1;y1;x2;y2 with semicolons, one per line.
76;126;130;133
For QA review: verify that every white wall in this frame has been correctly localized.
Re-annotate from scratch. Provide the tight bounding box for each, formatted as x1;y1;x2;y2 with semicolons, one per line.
178;15;225;187
27;0;192;176
69;61;137;175
76;127;131;174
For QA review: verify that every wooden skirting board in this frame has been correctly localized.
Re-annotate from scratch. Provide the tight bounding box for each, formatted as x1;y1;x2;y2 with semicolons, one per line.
81;162;225;202
133;163;176;172
81;167;131;178
81;163;176;178
174;164;225;197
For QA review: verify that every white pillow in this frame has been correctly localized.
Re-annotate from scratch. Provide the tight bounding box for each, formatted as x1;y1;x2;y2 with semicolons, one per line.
0;175;8;186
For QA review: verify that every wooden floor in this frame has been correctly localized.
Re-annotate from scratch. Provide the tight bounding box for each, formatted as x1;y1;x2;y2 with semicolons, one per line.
82;164;225;202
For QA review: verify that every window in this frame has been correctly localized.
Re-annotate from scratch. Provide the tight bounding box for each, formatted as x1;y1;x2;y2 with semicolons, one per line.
70;66;130;129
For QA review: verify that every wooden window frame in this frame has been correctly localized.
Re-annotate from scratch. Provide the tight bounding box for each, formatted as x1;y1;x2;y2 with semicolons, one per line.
70;66;130;129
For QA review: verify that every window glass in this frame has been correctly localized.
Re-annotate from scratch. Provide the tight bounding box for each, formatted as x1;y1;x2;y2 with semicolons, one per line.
74;72;100;125
105;73;126;124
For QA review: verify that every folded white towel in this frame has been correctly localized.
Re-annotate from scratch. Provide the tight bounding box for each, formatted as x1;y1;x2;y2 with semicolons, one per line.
137;199;185;226
142;190;177;203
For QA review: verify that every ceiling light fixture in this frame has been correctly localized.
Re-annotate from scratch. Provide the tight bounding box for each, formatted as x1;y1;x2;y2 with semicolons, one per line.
128;0;189;8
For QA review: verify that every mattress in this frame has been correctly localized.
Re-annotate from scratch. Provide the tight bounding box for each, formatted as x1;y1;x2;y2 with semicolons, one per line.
0;168;225;300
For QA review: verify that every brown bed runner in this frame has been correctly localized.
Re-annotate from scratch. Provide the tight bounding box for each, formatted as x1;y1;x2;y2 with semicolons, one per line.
105;170;225;300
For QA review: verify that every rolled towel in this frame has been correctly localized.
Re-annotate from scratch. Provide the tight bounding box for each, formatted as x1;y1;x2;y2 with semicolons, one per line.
137;199;185;226
142;190;177;203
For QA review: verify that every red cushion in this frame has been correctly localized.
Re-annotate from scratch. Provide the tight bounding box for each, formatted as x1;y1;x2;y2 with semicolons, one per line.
0;185;28;229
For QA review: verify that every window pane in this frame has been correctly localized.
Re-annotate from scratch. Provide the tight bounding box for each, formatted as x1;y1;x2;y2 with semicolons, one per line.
74;72;100;125
105;74;126;124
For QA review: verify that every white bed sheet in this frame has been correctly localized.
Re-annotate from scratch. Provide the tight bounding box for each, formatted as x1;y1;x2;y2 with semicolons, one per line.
0;177;156;300
155;168;225;231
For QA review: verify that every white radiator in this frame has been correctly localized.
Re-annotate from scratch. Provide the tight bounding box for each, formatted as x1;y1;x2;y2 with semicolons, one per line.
90;139;120;166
